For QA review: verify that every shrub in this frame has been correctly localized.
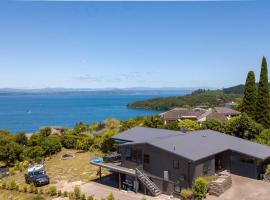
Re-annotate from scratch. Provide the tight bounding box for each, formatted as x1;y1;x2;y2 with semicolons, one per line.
9;180;16;190
57;190;62;196
1;182;6;189
141;197;147;200
69;192;75;199
47;186;57;196
180;188;193;200
34;187;38;194
29;183;36;193
32;195;45;200
23;185;28;192
63;191;68;197
74;186;81;199
9;168;15;176
192;177;208;199
81;193;86;200
266;164;270;175
204;175;218;187
15;185;19;191
107;192;115;200
87;195;95;200
39;188;44;194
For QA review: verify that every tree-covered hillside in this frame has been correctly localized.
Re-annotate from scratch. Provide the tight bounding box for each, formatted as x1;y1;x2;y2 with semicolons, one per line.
127;90;242;110
223;83;270;94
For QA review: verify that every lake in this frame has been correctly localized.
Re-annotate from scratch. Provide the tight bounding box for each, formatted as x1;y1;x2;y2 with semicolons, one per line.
0;92;187;133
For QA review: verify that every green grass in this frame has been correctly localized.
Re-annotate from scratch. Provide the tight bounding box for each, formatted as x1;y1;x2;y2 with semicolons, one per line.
1;148;108;199
0;190;51;200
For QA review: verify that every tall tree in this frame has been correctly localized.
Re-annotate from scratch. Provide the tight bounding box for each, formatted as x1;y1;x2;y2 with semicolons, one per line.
256;57;270;128
242;71;257;118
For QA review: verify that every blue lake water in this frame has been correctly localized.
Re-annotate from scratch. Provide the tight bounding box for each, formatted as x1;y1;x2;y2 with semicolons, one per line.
0;92;186;133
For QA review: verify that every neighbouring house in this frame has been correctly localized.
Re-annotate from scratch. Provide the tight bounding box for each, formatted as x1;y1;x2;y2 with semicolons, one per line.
90;127;270;196
160;107;241;124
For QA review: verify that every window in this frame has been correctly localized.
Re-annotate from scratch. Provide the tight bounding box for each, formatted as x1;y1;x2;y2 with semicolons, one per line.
125;148;132;161
137;151;142;164
173;160;179;169
131;150;137;162
174;184;181;193
203;160;212;175
143;154;150;164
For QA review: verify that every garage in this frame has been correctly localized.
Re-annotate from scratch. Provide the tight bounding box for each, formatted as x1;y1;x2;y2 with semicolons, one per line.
230;152;257;179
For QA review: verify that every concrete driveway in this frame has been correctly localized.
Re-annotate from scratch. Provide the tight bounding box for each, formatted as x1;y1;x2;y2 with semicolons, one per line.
79;181;177;200
207;175;270;200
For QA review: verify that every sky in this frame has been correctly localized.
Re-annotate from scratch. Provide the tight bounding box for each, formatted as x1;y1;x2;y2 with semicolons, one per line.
0;1;270;89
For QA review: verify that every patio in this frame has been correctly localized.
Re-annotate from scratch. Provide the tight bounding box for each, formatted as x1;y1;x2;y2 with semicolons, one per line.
207;174;270;200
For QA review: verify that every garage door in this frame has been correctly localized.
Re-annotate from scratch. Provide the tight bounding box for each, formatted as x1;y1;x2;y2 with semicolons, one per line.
230;155;256;179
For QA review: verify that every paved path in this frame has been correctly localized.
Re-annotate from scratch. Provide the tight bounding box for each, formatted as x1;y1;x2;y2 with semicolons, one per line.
207;175;270;200
80;181;177;200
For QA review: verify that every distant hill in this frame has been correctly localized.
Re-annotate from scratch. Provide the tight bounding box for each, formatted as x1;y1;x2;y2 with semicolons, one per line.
127;90;242;110
223;83;270;94
223;84;245;94
0;87;193;96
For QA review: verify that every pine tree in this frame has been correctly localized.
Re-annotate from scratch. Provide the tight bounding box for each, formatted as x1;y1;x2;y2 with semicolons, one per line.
242;71;257;118
255;57;270;128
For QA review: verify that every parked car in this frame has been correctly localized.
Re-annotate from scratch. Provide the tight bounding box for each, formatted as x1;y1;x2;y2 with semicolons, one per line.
25;170;50;186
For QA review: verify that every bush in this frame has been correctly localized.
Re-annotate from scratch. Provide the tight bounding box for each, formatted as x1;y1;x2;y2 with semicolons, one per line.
29;183;36;193
39;188;44;194
47;186;57;196
9;180;16;190
23;185;28;192
63;191;68;197
15;184;19;191
180;188;193;200
81;193;86;200
57;190;62;196
2;182;7;189
34;187;38;194
87;195;95;200
74;186;81;199
107;192;115;200
192;177;208;199
32;195;45;200
41;135;62;156
204;175;218;186
69;192;75;199
266;164;270;175
9;168;15;176
141;197;147;200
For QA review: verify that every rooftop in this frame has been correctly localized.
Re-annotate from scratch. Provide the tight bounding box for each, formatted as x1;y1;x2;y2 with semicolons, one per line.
113;127;270;162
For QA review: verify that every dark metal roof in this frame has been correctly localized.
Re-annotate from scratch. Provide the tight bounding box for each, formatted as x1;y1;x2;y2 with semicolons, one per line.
112;126;181;142
115;127;270;161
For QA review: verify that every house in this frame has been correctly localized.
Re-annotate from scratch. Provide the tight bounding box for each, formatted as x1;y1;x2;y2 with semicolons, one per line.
90;127;270;196
161;107;241;124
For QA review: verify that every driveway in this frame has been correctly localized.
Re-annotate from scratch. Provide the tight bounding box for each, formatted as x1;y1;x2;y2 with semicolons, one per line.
56;179;177;200
80;181;177;200
207;175;270;200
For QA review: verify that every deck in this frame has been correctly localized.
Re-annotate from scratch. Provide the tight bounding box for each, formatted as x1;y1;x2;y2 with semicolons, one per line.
90;161;136;176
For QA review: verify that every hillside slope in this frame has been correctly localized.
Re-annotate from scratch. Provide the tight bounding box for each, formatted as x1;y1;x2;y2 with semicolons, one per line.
127;90;242;110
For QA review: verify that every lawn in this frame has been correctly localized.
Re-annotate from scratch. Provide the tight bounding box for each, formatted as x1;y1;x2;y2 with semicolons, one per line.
0;190;51;200
0;148;108;199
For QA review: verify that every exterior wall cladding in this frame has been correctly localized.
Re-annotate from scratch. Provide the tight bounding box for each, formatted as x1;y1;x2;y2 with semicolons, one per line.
120;144;215;195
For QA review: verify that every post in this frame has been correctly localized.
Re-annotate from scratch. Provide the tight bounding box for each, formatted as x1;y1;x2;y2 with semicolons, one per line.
99;166;102;182
144;185;146;195
118;172;121;190
134;177;138;193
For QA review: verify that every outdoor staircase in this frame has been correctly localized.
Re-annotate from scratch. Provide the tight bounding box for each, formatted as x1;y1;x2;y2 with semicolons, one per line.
208;171;232;197
135;168;161;196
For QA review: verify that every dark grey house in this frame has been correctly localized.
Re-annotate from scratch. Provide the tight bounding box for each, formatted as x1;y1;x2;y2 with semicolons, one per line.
90;127;270;196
